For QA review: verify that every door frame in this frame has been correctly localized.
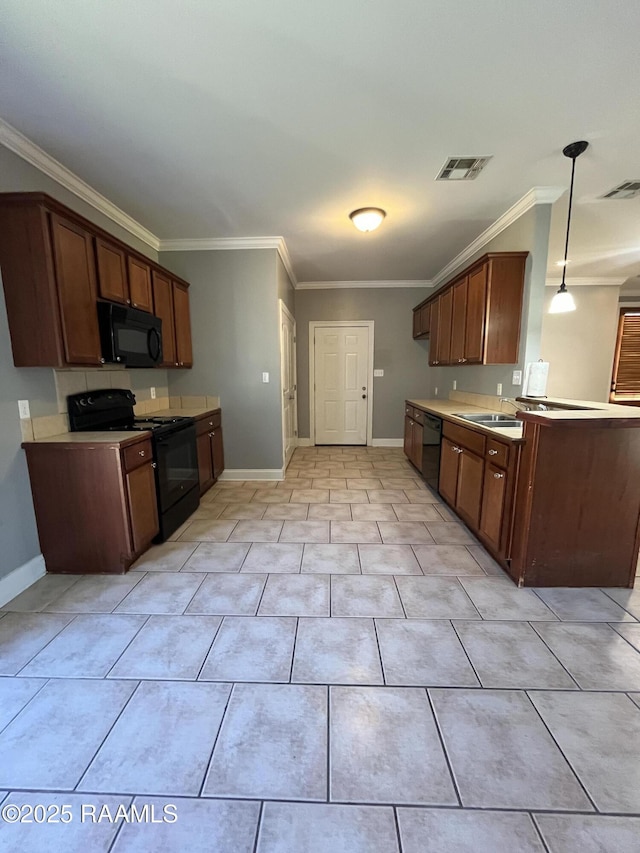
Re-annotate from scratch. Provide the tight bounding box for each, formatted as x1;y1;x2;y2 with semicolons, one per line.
279;300;298;468
309;320;375;446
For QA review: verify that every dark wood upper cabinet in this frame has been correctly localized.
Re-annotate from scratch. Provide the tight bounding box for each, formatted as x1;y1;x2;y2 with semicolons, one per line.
173;281;193;367
152;270;177;367
127;256;153;312
450;277;468;364
49;213;102;365
0;193;194;369
436;288;453;365
413;252;527;366
95;237;129;305
465;264;487;363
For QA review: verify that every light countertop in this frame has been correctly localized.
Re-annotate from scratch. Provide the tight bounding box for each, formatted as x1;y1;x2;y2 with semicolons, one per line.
406;399;524;441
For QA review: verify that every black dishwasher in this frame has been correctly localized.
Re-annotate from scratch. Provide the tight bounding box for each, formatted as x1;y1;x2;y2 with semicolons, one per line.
421;413;442;490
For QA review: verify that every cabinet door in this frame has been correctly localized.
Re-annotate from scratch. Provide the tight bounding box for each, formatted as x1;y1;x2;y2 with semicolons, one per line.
173;282;193;367
412;309;421;339
450;277;468;364
127;256;153;312
49;213;102;365
436;288;453;365
420;304;430;336
411;421;423;471
211;427;225;481
95;238;129;305
479;462;508;552
439;437;460;506
126;462;159;553
428;298;441;365
197;430;214;494
456;448;484;528
404;416;414;460
152;271;177;367
465;264;487;363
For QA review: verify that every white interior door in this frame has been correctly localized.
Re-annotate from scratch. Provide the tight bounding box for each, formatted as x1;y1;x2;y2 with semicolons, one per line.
314;325;369;445
280;301;297;466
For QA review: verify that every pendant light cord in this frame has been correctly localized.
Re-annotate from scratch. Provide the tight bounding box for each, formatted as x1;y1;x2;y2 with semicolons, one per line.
560;154;577;290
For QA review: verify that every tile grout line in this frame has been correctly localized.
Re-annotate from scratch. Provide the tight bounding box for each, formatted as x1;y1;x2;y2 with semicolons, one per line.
424;688;463;808
392;805;403;852
253;575;271;617
529;812;552;853
102;613;153;679
106;794;135;852
288;617;299;684
600;587;639;621
0;677;51;737
73;680;143;793
523;690;600;813
391;575;409;619
326;686;331;803
372;618;387;685
251;800;265;853
198;681;236;797
194;616;227;681
448;620;483;687
526;621;583;690
8;612;80;676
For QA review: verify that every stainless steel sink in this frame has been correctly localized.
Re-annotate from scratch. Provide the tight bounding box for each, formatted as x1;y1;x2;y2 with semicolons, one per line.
454;413;522;429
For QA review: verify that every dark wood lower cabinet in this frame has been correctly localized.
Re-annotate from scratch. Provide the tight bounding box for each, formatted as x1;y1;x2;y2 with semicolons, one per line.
126;462;159;553
22;435;159;574
438;437;460;506
196;409;225;494
404;415;422;471
479;462;508;551
455;447;484;528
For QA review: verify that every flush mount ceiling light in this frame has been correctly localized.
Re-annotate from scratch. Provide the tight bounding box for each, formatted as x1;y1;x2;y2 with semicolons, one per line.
349;207;386;232
549;140;589;314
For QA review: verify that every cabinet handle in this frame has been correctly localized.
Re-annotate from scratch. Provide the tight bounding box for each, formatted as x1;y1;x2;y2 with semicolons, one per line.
138;450;146;457
493;472;505;479
451;445;463;453
151;462;157;469
100;358;105;364
175;362;179;367
209;431;214;437
126;299;131;305
458;359;463;363
209;421;213;426
488;449;498;455
462;358;467;363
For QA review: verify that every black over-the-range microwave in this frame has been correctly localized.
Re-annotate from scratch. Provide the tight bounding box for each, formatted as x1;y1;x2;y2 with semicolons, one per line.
97;301;163;368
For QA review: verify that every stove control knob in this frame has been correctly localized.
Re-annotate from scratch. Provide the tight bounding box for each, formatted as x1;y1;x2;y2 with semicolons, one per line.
79;397;88;407
87;397;94;406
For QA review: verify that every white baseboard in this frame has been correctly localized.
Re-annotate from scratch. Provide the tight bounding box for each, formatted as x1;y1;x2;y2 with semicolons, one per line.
219;468;285;481
296;438;312;447
371;438;404;447
0;554;46;608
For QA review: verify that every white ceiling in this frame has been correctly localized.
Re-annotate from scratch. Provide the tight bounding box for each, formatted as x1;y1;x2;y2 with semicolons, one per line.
1;0;639;284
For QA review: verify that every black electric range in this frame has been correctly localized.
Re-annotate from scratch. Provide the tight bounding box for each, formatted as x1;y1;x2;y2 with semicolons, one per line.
67;388;200;541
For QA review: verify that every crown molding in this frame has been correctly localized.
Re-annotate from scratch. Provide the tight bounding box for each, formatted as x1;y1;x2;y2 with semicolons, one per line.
431;186;565;287
0;117;160;251
158;235;298;286
296;279;432;290
546;276;626;287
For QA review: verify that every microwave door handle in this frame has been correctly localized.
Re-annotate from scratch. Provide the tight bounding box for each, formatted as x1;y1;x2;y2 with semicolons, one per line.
148;327;162;363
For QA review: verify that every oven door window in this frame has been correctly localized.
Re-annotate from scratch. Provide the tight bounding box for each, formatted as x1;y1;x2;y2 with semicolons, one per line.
154;426;199;513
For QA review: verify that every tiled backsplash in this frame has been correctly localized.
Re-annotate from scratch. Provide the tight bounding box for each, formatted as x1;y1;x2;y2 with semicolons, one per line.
53;368;169;414
448;390;516;413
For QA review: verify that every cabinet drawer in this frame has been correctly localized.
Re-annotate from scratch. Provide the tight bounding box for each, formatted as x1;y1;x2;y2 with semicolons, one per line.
485;438;509;468
123;439;153;472
404;403;416;419
413;408;424;425
443;420;486;456
196;411;221;436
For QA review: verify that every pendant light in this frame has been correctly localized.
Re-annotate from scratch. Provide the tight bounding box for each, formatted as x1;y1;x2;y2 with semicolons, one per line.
549;140;589;314
349;207;386;232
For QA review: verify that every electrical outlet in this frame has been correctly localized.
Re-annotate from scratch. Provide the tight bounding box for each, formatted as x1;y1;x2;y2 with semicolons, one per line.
262;372;270;383
496;383;503;395
452;380;457;390
373;369;384;377
512;370;523;385
150;387;156;399
18;400;30;419
434;386;438;396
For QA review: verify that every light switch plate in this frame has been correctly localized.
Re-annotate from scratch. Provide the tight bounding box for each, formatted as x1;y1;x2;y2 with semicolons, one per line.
434;387;438;396
18;400;30;419
496;383;503;395
262;372;270;383
373;369;384;377
150;387;156;399
512;370;523;385
452;380;457;390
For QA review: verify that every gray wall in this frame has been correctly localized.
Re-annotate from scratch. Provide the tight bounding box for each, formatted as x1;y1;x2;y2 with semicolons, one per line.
159;249;284;470
540;285;621;402
295;287;431;440
0;144;159;581
428;204;553;400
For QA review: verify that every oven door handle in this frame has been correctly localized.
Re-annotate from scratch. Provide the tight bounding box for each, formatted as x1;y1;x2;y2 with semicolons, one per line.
148;326;162;363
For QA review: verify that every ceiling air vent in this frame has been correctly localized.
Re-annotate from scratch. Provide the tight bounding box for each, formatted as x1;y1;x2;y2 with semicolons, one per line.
601;180;640;200
436;156;492;181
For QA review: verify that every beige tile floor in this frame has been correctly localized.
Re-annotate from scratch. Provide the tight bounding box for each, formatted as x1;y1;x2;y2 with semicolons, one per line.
1;446;640;851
